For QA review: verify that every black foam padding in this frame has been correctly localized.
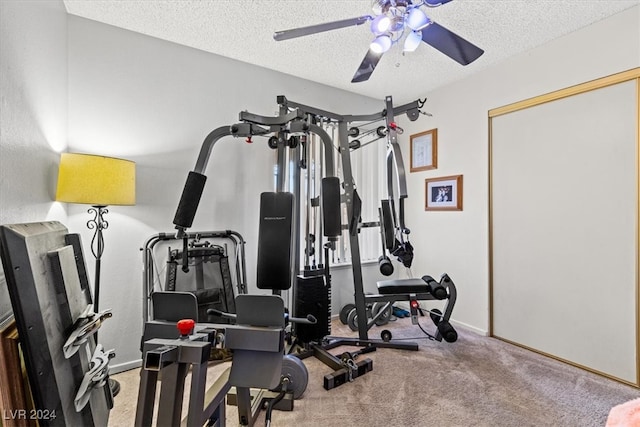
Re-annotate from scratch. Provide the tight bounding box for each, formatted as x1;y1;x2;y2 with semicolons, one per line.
322;177;342;238
377;278;429;294
438;321;458;343
257;192;294;290
349;189;362;236
421;275;447;299
380;200;395;251
428;283;447;300
430;308;442;326
173;171;207;228
294;274;330;343
378;255;394;276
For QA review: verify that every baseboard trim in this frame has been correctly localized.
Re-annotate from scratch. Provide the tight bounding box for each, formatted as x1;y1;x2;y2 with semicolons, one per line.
331;311;488;336
450;319;488;336
110;359;142;375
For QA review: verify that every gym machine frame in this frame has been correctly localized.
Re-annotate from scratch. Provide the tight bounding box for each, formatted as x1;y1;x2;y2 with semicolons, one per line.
138;102;343;425
141;230;248;324
136;295;309;427
277;95;453;351
169;98;380;390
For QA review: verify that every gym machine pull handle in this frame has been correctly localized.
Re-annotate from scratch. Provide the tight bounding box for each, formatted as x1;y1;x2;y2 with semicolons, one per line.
207;308;237;321
286;314;317;325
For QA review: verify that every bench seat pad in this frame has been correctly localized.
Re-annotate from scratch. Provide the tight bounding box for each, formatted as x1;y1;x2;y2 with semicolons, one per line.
377;278;429;294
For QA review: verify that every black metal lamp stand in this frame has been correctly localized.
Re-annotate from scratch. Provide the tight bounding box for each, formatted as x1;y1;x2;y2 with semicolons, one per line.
87;205;120;397
88;206;107;313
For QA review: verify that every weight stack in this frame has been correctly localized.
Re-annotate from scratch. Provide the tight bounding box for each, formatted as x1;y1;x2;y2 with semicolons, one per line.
295;273;330;343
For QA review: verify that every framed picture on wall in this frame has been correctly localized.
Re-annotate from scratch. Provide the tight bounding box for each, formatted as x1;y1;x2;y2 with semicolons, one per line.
410;129;438;172
425;175;463;211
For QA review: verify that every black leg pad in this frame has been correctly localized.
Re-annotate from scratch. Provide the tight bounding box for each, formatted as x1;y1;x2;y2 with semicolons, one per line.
378;255;394;276
437;321;458;343
422;275;447;300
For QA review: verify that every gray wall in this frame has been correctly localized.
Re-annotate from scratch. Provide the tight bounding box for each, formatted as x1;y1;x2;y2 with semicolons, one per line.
0;0;68;322
66;16;386;371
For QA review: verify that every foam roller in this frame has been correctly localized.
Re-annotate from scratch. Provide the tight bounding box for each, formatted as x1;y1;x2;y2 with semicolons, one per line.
173;171;207;229
378;255;394;276
437;320;458;343
429;308;442;326
422;275;447;300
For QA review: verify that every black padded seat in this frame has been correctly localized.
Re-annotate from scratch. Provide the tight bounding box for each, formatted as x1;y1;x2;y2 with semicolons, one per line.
377;278;429;294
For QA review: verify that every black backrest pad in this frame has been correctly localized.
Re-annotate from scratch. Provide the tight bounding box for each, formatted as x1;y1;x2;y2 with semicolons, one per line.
257;192;294;290
321;177;341;238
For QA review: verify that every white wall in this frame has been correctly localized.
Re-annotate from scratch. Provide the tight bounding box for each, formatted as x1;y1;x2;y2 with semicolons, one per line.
0;0;68;320
67;16;388;370
396;6;640;334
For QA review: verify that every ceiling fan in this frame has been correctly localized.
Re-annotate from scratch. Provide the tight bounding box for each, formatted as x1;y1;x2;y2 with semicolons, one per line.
273;0;484;83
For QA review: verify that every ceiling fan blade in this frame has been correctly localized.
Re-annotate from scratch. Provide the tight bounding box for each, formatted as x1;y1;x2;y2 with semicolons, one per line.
421;22;484;65
274;15;372;41
351;49;384;83
424;0;453;6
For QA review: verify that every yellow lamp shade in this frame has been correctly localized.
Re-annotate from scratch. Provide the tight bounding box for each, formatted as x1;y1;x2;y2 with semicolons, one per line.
55;153;136;206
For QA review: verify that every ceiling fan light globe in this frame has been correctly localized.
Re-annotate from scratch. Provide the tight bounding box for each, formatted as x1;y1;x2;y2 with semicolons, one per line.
370;35;392;53
406;7;430;30
371;15;391;35
403;30;422;52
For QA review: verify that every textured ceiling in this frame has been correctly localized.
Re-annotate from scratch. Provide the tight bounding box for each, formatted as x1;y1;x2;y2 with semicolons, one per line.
63;0;639;103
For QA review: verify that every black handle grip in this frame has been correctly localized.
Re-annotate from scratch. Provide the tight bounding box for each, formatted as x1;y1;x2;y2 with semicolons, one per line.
287;314;317;324
207;308;237;320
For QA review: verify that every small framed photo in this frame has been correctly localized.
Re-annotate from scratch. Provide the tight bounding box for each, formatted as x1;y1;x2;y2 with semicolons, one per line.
410;129;437;172
425;175;463;211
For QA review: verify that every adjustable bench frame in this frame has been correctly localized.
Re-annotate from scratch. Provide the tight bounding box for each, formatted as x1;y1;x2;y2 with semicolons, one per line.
365;274;457;342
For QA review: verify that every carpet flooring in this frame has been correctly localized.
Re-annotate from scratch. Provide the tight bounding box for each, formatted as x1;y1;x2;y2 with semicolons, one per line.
108;316;639;426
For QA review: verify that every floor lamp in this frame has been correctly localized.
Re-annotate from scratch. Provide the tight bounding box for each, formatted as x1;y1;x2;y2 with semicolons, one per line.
55;152;136;398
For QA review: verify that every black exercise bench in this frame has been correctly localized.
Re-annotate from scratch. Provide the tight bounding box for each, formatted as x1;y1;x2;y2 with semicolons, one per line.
364;273;458;343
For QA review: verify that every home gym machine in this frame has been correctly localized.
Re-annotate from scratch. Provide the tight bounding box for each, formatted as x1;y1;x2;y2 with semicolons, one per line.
137;101;342;425
276;95;457;351
136;217;317;426
339;97;459;344
166;97;381;391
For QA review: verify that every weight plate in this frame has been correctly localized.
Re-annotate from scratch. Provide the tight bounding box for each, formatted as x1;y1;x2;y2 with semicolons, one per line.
347;309;359;332
339;303;356;325
371;302;392;326
280;355;308;399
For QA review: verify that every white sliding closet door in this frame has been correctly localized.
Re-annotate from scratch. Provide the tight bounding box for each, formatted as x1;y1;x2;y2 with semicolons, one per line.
491;77;638;384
